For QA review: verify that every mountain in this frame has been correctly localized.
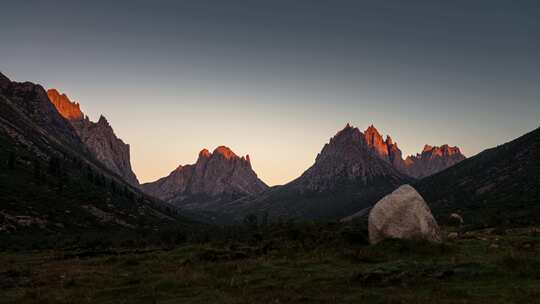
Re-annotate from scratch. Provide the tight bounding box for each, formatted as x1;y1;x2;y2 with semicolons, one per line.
0;72;184;247
142;146;268;209
363;125;465;178
416;126;540;228
404;144;466;179
223;124;411;220
47;89;139;186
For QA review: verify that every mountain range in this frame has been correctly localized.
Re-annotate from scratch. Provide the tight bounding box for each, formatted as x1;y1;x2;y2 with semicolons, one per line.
0;72;184;245
363;125;465;178
3;70;537;232
141;123;465;221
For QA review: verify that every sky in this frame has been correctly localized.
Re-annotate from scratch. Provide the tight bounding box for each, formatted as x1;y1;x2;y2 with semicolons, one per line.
1;0;540;186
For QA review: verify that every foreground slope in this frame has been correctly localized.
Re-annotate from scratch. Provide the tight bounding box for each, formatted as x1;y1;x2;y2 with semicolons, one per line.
0;72;186;247
416;126;540;227
2;223;539;304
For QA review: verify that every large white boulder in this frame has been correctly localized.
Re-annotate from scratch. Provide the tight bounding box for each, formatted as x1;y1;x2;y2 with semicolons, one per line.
368;184;441;244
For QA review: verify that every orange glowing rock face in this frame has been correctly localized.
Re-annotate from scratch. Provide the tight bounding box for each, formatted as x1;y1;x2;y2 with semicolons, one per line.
47;89;84;120
364;124;390;158
361;124;465;179
213;145;238;160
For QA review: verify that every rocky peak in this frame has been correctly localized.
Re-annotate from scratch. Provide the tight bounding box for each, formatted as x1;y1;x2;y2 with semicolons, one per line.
364;125;388;158
385;135;394;146
46;88;139;186
213;145;237;160
142;146;268;202
97;115;110;126
292;123;407;193
317;124;365;163
198;148;211;158
418;144;463;158
354;124;466;179
46;89;84;120
422;144;433;153
403;144;466;179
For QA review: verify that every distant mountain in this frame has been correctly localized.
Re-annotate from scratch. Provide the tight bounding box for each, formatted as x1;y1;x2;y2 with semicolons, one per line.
363;125;465;178
416;126;540;227
142;146;268;209
0;72;184;246
223;124;411;220
404;144;466;179
47;89;139;186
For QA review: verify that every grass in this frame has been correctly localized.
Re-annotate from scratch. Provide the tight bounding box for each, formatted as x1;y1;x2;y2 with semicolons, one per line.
2;225;540;303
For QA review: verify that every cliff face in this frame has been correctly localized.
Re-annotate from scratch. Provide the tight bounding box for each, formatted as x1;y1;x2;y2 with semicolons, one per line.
46;89;84;120
46;89;139;186
0;72;182;236
142;146;268;203
363;125;465;179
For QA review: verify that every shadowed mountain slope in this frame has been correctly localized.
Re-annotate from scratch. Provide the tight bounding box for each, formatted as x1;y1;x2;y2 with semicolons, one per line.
416;126;540;227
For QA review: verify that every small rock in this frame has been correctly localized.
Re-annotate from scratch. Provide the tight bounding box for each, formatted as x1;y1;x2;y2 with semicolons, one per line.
447;232;459;240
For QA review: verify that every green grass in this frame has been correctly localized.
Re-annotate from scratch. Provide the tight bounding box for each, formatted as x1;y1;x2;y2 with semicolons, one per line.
2;225;540;303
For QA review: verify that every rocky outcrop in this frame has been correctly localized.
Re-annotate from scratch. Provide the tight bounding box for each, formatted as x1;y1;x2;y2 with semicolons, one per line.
289;124;406;192
73;115;139;186
47;89;139;186
142;146;268;203
46;89;84;120
367;184;441;244
363;125;465;179
403;145;466;179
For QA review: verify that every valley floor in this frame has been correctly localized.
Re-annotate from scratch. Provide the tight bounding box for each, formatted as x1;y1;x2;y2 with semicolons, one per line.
2;226;540;304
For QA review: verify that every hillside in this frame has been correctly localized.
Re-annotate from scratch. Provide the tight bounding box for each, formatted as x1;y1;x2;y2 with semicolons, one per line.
0;72;189;248
416;126;540;227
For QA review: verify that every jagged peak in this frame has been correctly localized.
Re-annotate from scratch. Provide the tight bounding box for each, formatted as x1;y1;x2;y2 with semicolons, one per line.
413;144;464;159
364;124;385;143
97;115;109;124
385;135;393;145
422;144;433;152
334;123;361;138
365;124;380;134
199;148;211;158
213;145;238;159
47;88;84;120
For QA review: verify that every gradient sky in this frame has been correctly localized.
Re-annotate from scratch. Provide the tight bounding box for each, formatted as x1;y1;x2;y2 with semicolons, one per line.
2;0;540;185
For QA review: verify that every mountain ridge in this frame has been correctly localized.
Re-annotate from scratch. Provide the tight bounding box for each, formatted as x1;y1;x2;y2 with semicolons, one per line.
46;89;139;186
142;145;268;208
362;124;466;178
